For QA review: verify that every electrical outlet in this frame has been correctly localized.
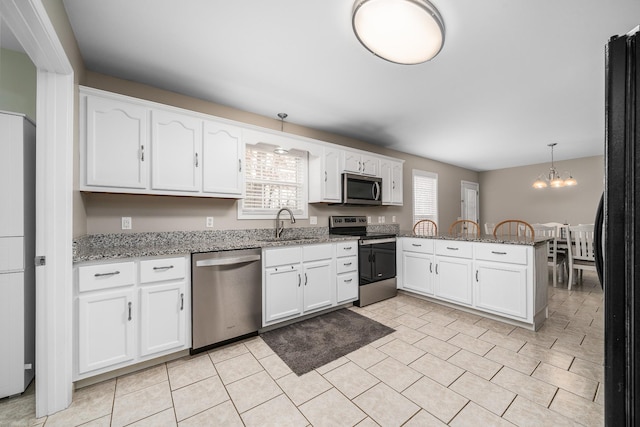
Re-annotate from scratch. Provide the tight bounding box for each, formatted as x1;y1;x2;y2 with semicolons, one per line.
392;216;396;223
206;217;214;228
121;217;132;230
309;216;318;225
381;216;386;224
367;216;372;224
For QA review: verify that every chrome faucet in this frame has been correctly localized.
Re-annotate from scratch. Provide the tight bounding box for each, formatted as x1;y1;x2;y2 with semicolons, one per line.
275;208;296;239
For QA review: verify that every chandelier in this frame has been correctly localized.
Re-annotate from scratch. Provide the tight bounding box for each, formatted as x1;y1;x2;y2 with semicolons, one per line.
532;143;577;189
351;0;445;65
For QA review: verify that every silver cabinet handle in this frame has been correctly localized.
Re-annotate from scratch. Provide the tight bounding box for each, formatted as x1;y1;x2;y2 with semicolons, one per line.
446;247;459;251
238;159;242;172
412;243;422;247
128;301;132;321
180;293;184;310
344;262;352;266
140;145;145;161
195;152;199;167
344;246;352;250
435;264;439;275
392;180;395;189
430;262;433;273
491;251;507;255
153;265;174;270
94;271;120;277
298;273;301;287
304;273;308;286
344;278;353;283
358;161;362;172
324;171;327;182
476;270;479;282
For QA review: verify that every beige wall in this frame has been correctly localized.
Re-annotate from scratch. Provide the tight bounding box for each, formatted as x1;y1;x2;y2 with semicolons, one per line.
79;72;478;235
478;155;604;228
0;48;36;120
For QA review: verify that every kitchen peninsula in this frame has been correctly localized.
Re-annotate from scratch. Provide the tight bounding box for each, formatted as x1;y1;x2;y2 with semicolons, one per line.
396;234;549;331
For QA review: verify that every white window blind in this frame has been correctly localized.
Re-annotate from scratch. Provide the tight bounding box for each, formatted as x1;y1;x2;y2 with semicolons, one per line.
239;145;307;218
413;170;438;226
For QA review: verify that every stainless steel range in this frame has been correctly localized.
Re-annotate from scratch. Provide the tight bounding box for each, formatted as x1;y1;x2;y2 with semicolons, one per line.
329;216;397;307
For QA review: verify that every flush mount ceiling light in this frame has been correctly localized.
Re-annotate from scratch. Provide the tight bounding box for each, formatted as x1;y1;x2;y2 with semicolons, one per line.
532;143;578;189
273;113;289;155
352;0;445;64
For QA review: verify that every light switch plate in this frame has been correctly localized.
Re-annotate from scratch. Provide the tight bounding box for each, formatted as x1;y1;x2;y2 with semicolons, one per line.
310;216;318;225
206;217;214;227
121;217;132;230
392;216;396;223
367;216;372;224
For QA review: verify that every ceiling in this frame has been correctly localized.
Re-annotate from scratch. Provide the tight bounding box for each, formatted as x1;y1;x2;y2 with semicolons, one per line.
61;0;640;171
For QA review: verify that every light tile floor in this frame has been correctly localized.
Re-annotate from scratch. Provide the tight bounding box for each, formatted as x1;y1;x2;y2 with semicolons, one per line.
1;271;604;426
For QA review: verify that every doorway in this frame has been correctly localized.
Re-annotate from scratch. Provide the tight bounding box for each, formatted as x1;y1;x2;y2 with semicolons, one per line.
461;181;479;224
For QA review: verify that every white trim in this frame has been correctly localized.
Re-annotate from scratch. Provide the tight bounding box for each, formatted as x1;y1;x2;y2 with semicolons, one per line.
1;0;74;417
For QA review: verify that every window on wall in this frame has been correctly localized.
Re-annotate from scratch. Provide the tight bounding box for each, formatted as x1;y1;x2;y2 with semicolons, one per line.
413;169;438;227
239;145;308;219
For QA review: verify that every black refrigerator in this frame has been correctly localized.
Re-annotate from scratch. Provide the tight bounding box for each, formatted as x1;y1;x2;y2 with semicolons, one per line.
602;26;640;425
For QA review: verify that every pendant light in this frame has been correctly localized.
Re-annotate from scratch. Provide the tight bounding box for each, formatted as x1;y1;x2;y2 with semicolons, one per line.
532;143;578;189
273;113;289;155
352;0;445;65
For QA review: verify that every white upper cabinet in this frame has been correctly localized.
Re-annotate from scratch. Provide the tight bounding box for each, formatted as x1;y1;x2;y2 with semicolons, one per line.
381;159;403;206
342;150;380;176
151;110;202;192
84;95;149;189
308;145;341;203
202;121;244;197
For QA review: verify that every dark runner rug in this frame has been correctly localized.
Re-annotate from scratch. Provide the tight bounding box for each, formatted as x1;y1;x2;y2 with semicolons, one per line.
260;308;395;376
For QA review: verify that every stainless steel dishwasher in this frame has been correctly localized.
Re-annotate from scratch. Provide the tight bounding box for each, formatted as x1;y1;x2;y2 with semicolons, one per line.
191;248;262;353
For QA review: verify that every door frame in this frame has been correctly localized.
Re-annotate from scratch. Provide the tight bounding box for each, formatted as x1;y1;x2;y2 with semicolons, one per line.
1;0;74;416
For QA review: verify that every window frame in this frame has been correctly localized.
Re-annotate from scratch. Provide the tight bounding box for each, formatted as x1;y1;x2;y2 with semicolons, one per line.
238;144;308;220
412;169;438;227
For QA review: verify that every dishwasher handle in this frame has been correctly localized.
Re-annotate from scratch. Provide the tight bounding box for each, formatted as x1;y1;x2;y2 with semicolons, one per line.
196;254;261;267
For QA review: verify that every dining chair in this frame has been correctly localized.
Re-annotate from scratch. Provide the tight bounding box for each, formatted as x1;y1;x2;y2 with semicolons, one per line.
493;219;535;240
567;224;596;290
543;222;568;240
484;222;495;235
532;224;567;287
413;219;438;236
448;219;480;237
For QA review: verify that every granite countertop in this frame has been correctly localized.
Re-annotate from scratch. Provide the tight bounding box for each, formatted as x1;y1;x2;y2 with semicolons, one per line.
398;231;550;246
73;226;401;263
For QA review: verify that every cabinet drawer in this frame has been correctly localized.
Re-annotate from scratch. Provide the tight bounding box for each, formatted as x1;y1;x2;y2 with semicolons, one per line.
435;240;473;259
337;271;359;303
336;256;358;274
336;240;358;258
402;238;434;254
140;257;186;283
475;243;528;265
78;261;136;292
264;246;301;267
303;243;333;262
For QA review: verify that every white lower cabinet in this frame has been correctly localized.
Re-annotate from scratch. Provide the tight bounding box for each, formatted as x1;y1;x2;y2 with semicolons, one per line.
264;264;303;323
397;238;546;329
474;261;528;319
75;255;190;380
78;288;135;374
263;241;357;327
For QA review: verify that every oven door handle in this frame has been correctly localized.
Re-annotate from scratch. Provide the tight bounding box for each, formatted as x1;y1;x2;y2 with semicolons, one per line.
359;237;396;245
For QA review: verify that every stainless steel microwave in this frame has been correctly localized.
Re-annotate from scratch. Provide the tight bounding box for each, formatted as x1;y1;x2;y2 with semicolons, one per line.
340;173;382;206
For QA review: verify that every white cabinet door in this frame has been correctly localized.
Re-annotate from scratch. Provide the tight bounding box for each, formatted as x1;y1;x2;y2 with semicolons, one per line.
381;159;403;205
403;252;434;295
78;289;135;374
360;154;379;176
151;110;201;192
0;272;25;398
303;259;333;312
85;96;148;189
434;257;473;306
323;148;342;201
202;121;244;197
475;262;528;320
265;264;302;323
343;150;362;174
139;282;186;356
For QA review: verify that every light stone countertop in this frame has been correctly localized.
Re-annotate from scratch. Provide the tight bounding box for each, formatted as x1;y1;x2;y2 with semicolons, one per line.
398;231;550;246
